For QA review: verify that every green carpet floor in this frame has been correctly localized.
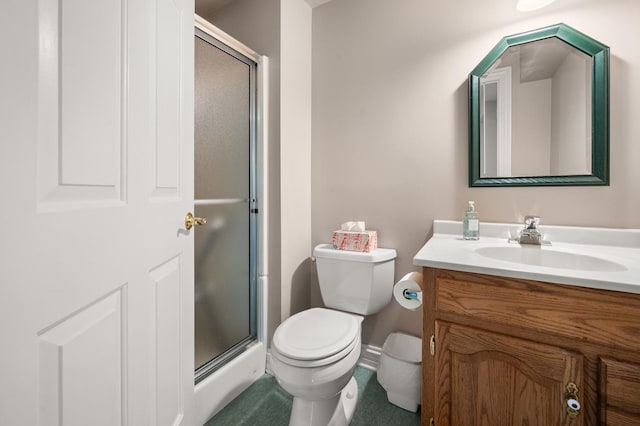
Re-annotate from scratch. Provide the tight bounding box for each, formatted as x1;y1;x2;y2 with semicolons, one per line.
206;366;421;425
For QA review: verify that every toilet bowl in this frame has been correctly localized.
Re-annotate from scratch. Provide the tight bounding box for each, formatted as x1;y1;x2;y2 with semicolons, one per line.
271;308;362;426
271;244;397;425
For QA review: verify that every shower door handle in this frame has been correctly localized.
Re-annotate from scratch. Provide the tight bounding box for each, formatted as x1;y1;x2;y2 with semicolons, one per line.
185;212;207;230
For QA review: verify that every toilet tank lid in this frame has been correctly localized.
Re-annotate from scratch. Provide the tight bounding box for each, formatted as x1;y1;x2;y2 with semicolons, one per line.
313;244;397;263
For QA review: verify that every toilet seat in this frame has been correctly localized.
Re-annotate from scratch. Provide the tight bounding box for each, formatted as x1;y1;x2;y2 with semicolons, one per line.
272;308;360;368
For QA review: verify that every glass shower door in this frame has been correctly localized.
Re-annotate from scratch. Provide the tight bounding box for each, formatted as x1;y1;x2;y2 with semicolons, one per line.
194;30;257;380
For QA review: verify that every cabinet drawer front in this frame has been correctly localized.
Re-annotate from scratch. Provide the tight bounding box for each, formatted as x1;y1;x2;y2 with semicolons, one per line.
435;274;640;352
600;357;640;419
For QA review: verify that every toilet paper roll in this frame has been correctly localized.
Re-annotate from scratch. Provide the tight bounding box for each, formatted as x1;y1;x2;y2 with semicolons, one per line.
393;272;423;311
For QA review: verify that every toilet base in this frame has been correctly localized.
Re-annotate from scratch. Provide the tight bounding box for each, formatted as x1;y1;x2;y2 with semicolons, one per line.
288;377;358;426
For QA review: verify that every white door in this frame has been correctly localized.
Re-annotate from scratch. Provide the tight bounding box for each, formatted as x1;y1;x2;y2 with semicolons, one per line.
0;1;195;425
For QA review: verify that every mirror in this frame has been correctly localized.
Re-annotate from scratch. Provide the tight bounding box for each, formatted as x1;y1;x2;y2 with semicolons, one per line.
469;23;609;186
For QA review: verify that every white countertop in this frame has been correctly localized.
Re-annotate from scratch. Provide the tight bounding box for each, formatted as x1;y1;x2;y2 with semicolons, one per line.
413;220;640;295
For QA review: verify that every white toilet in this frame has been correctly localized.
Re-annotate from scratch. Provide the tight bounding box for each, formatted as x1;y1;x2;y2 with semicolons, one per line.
271;244;397;426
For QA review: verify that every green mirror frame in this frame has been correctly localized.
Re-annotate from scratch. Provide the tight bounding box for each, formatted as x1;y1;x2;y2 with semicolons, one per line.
469;23;610;187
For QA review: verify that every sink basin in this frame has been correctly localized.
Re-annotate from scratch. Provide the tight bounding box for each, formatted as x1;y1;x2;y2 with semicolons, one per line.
474;246;627;272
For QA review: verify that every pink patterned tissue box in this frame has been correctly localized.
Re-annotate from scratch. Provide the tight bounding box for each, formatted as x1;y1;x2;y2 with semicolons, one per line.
331;230;378;252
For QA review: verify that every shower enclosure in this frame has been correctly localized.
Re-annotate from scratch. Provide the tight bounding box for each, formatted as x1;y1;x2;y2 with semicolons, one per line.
194;26;258;382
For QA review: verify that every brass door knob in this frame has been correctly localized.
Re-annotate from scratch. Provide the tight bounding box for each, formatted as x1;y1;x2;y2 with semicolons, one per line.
185;212;206;230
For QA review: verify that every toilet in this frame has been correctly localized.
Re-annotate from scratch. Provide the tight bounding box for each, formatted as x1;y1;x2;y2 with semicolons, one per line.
271;244;397;426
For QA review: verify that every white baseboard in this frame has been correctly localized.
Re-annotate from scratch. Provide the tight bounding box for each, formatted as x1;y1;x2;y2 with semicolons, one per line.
358;343;382;371
265;350;274;375
265;343;382;375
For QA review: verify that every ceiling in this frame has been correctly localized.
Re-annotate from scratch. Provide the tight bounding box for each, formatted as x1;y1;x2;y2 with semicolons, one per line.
196;0;334;17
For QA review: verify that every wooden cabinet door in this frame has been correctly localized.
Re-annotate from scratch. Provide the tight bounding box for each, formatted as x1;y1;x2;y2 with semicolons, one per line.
435;321;584;426
600;357;640;425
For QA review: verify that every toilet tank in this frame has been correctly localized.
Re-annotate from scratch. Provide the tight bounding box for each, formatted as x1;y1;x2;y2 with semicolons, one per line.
313;244;397;315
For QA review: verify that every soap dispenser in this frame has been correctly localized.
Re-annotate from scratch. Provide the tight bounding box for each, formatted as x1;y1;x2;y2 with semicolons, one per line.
463;201;480;240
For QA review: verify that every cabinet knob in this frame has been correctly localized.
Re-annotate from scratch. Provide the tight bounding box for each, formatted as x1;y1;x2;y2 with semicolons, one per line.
566;382;581;418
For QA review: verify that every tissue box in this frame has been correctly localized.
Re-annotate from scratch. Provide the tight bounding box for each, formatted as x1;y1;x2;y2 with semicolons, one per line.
332;230;378;252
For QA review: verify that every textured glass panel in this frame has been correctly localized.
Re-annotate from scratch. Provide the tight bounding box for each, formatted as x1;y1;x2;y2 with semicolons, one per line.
194;34;254;372
195;37;250;199
194;202;250;370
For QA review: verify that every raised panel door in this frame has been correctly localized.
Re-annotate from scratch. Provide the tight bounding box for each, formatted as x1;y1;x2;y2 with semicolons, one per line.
0;0;195;424
599;357;640;425
435;321;584;426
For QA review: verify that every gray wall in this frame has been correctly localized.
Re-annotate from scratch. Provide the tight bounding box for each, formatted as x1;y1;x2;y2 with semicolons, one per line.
201;0;640;349
312;0;640;346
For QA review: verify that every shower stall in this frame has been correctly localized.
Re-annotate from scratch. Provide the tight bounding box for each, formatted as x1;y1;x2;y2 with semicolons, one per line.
193;17;267;400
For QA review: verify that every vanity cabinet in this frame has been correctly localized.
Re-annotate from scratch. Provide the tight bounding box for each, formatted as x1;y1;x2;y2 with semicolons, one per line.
421;268;640;426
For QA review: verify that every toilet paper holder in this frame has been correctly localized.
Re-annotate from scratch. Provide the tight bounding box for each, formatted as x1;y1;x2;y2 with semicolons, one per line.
403;289;421;300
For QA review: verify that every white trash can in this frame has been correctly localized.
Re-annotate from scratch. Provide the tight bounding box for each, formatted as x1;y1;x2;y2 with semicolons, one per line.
376;332;422;412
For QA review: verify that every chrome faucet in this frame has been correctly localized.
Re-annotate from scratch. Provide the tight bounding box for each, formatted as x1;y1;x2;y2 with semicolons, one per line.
518;215;544;245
